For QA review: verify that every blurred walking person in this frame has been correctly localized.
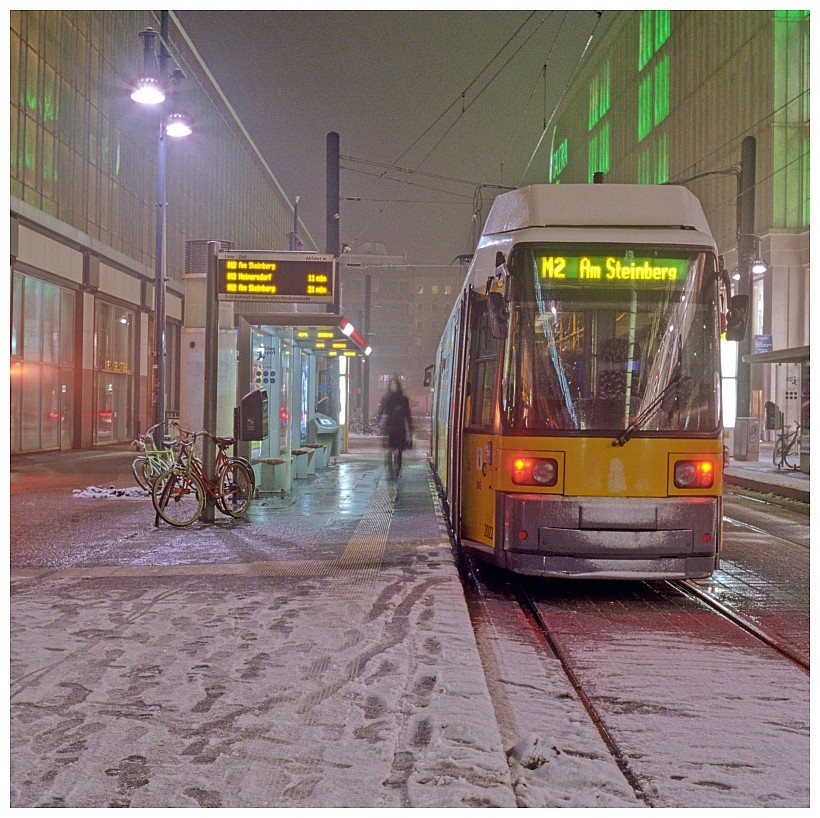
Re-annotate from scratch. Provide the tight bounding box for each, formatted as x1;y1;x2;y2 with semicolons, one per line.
378;375;413;481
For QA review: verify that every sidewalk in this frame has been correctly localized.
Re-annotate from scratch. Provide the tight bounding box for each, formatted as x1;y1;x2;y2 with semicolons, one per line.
724;441;810;504
10;440;523;808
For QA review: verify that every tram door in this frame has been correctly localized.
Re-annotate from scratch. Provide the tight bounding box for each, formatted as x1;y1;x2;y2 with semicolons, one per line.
460;299;499;549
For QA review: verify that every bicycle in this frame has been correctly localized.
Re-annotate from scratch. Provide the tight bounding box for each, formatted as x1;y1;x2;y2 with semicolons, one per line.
773;422;801;470
131;423;177;490
151;426;255;527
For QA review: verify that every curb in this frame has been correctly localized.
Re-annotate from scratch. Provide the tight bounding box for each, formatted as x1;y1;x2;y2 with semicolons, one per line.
724;473;810;504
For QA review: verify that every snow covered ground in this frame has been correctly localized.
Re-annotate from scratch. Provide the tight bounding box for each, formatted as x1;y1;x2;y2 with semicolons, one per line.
9;452;811;808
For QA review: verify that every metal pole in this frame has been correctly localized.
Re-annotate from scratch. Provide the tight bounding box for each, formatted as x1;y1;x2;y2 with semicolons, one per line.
201;241;220;522
736;135;756;421
326;131;340;314
290;196;300;251
153;11;170;442
154;117;167;440
362;273;371;432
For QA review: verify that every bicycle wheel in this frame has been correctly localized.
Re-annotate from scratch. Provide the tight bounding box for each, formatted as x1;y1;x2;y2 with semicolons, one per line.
152;467;206;527
217;460;254;518
785;438;801;469
132;457;151;491
773;436;786;468
234;456;256;490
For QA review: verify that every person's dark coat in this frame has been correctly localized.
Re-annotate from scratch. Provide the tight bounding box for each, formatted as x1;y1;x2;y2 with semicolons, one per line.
379;389;412;451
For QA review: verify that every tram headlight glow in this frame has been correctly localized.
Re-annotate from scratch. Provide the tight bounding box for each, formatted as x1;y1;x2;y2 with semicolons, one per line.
512;456;558;486
674;459;715;489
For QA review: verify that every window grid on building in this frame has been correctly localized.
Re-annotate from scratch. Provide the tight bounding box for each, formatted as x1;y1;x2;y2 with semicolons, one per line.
637;12;671;148
10;10;299;283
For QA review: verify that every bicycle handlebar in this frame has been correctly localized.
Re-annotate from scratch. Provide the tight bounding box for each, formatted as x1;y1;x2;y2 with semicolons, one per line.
166;422;235;450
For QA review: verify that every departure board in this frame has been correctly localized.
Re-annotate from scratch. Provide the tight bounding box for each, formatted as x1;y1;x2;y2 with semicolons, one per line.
217;252;336;303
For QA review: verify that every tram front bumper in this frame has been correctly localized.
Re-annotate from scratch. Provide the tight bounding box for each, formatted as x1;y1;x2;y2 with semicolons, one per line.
498;493;720;579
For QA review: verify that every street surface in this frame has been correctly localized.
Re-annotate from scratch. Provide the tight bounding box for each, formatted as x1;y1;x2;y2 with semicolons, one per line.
9;441;810;807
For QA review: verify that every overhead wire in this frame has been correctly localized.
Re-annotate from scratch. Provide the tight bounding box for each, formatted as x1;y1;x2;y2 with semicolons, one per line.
412;11;558;170
519;10;605;185
498;11;568;175
386;11;538;175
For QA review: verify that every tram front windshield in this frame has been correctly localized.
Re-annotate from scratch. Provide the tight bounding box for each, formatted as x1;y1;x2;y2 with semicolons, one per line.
502;245;721;435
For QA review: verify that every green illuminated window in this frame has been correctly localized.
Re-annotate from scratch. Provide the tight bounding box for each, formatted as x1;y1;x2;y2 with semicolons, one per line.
637;134;668;186
638;74;653;141
587;59;611;182
551;137;568;182
655;133;669;183
640;10;671;69
588;60;611;130
772;9;810;228
638;150;651;185
639;10;654;70
588;122;610;183
637;13;671;145
654;10;671;51
654;54;670;126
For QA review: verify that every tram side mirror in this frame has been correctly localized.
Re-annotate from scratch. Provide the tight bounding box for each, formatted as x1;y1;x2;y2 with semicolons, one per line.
725;294;749;342
423;364;435;387
486;253;510;339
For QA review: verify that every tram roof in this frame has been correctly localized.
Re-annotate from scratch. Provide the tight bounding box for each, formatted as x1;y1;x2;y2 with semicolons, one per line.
483;184;714;238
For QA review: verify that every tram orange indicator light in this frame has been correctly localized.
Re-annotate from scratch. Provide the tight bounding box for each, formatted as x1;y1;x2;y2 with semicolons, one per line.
512;456;558;486
674;460;715;488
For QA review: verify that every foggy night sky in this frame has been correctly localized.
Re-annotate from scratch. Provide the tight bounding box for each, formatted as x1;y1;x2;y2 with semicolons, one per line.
175;9;612;266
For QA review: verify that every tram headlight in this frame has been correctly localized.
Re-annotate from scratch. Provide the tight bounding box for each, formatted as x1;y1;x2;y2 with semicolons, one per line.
512;457;558;486
674;459;715;488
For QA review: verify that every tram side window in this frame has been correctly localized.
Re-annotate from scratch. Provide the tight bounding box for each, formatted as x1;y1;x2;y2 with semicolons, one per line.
467;302;499;429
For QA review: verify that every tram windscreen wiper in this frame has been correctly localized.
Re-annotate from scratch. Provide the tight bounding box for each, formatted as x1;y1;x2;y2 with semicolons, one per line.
612;371;690;447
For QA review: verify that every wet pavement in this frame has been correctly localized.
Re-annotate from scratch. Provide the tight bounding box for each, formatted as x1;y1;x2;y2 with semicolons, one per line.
8;435;809;807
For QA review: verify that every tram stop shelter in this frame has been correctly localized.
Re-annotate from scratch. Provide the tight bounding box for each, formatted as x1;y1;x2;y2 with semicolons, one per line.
743;344;809;474
234;312;372;494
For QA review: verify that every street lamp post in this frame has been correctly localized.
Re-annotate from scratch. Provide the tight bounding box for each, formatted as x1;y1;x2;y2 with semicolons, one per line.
154;110;168;440
130;12;191;440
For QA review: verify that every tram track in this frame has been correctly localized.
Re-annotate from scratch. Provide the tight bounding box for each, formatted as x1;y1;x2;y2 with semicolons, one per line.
510;581;653;807
722;514;807;550
672;579;809;673
461;554;810;807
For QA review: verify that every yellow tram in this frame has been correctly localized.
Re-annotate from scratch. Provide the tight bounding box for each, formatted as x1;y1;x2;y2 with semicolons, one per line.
430;184;748;579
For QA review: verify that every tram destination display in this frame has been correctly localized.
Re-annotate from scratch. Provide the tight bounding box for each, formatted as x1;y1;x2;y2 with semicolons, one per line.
535;252;689;284
217;251;336;304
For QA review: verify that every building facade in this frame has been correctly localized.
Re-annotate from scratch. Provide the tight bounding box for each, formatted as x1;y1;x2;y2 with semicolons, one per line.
10;10;314;453
543;10;810;441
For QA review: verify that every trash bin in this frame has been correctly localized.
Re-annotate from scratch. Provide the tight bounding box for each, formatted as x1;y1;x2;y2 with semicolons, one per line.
733;418;760;461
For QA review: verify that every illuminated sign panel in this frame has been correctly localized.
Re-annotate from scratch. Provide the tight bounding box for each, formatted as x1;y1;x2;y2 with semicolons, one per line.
217;251;336;303
536;254;688;285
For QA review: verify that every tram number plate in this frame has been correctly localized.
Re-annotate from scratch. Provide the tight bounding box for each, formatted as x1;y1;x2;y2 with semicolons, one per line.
484;524;494;540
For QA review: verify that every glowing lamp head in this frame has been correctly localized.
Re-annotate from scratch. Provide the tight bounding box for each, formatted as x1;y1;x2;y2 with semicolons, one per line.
165;112;193;138
131;76;165;105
